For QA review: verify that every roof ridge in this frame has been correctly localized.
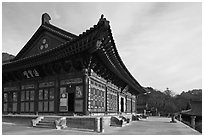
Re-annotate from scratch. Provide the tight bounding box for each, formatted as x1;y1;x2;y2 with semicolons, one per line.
43;23;77;39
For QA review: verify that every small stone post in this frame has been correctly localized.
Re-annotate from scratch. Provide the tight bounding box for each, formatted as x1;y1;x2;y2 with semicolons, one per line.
191;116;196;129
178;114;182;121
95;117;104;133
170;113;177;123
100;117;104;133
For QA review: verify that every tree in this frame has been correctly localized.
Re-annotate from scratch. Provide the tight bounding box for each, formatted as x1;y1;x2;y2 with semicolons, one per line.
163;88;175;97
145;87;166;115
144;87;202;117
175;89;201;111
186;101;191;110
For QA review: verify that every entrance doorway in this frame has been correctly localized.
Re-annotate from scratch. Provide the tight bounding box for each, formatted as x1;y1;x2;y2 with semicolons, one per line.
68;92;74;112
59;86;75;113
121;97;124;112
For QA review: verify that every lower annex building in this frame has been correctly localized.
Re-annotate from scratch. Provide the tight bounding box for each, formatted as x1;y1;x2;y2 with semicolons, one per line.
2;13;146;116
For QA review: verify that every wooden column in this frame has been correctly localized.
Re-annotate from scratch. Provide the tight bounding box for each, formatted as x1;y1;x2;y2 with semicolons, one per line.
125;94;127;113
117;92;119;114
2;84;4;114
83;69;89;115
105;85;108;114
54;78;59;114
135;95;137;114
17;82;21;114
130;96;132;114
34;81;39;115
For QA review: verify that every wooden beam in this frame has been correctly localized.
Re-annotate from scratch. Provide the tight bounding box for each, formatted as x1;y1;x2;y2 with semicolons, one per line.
53;62;62;74
13;71;22;81
62;60;72;73
72;58;83;71
42;63;54;76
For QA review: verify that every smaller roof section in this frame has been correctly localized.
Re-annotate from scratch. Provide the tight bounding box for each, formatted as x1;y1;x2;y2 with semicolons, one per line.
181;100;202;116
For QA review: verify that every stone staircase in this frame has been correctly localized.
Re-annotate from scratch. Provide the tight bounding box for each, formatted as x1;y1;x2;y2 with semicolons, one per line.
36;117;57;128
31;116;67;129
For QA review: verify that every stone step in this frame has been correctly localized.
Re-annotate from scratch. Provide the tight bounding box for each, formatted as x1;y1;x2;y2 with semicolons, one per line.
32;116;66;129
39;120;55;124
35;124;55;128
43;117;59;120
36;122;55;128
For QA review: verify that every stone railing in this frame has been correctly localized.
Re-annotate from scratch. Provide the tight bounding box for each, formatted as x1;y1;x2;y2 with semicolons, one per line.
31;116;44;127
110;116;123;127
55;117;67;129
119;115;130;123
132;114;141;121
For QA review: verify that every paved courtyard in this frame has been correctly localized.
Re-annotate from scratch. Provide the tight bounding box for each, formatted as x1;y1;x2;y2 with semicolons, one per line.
2;116;201;135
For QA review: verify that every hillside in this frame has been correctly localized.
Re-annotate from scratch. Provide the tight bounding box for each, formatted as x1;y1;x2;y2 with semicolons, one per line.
2;52;15;63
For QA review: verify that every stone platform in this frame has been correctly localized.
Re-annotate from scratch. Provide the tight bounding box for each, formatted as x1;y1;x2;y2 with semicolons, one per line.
2;113;133;133
3;115;200;135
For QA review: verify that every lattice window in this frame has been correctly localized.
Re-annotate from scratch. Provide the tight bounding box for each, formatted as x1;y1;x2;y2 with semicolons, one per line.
89;79;105;112
127;99;132;112
38;88;55;112
21;89;35;112
3;87;19;113
107;87;117;112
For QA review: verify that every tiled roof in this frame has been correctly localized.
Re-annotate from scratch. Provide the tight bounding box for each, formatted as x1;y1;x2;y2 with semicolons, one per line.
3;14;145;94
181;100;202;116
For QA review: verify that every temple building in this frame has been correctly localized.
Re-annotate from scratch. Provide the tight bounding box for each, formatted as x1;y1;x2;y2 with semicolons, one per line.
2;13;146;116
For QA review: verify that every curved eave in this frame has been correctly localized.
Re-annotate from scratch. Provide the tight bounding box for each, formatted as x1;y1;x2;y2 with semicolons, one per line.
93;22;145;94
108;29;146;94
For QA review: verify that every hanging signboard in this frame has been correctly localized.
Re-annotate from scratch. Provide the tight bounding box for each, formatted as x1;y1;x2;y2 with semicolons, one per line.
59;87;68;111
60;78;82;85
21;84;35;90
39;81;55;88
4;87;19;92
23;69;40;79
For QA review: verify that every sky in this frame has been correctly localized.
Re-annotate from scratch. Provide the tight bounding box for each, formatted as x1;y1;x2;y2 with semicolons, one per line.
2;2;202;94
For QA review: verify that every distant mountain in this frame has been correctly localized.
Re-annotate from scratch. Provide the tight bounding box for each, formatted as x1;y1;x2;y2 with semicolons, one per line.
180;89;202;101
2;52;15;63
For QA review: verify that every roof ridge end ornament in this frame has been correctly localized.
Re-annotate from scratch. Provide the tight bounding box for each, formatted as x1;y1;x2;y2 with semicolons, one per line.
42;13;51;25
97;14;110;28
